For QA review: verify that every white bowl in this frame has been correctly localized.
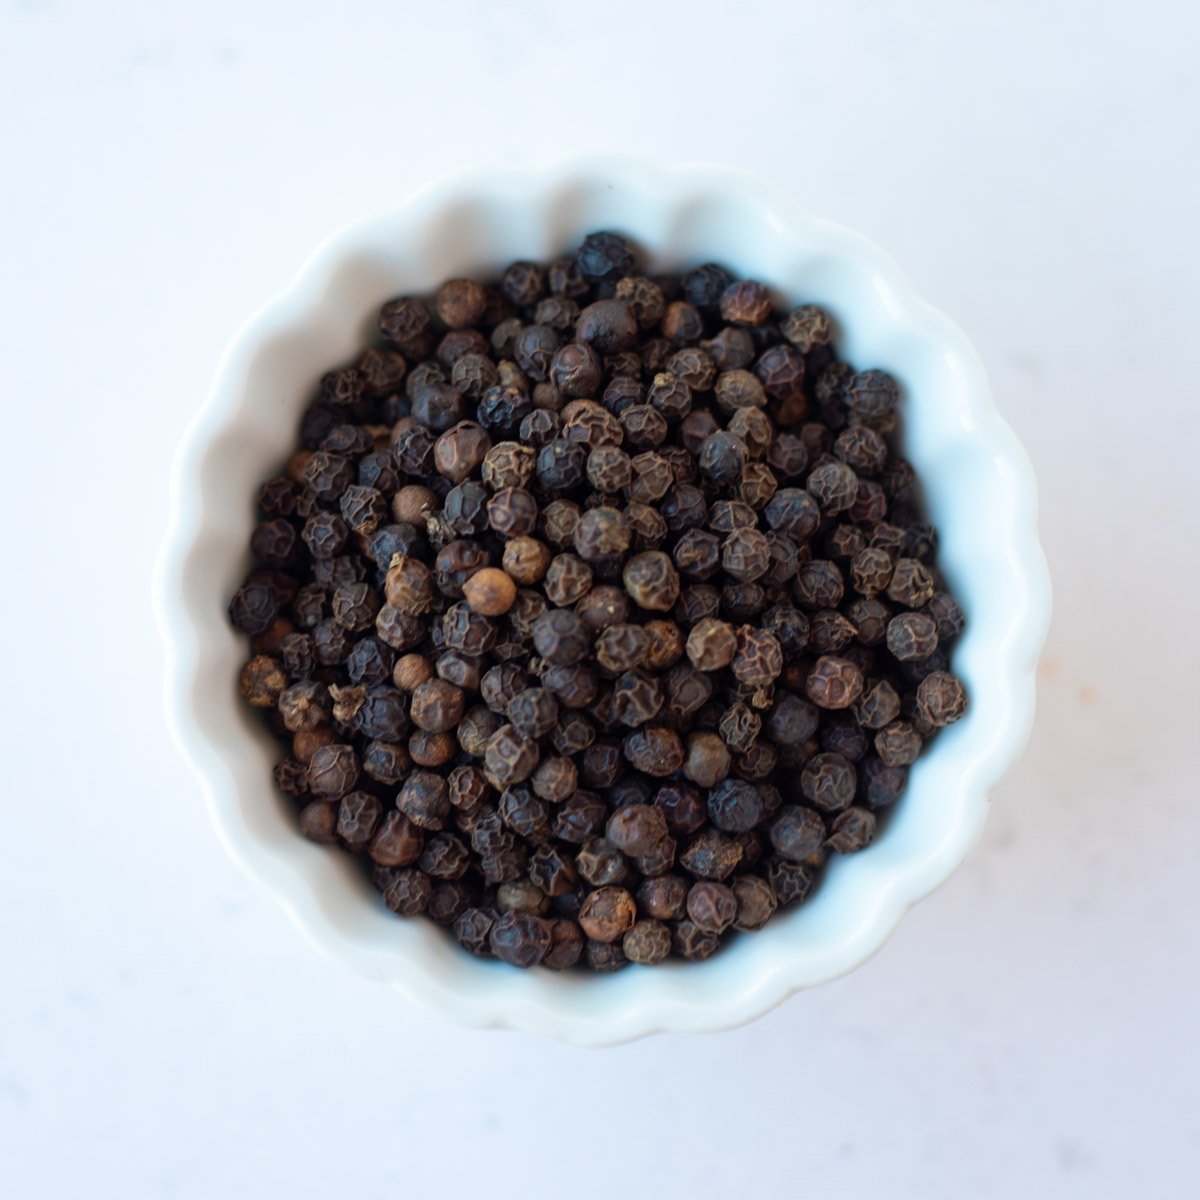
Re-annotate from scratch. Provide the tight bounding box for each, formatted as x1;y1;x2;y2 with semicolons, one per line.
155;158;1050;1045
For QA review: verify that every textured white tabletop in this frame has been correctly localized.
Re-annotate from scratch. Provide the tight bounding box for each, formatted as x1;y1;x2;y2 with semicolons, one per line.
2;2;1197;1196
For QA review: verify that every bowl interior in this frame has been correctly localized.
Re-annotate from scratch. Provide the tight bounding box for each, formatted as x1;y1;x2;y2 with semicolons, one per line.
165;164;1045;1040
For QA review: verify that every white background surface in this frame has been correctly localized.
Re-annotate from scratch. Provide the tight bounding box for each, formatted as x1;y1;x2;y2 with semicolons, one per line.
2;2;1198;1196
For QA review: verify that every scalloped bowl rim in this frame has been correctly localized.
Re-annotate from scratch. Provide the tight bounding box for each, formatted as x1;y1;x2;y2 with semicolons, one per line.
154;158;1050;1045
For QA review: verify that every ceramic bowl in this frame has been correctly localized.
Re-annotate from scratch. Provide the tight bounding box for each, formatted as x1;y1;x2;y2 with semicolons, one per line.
155;158;1050;1045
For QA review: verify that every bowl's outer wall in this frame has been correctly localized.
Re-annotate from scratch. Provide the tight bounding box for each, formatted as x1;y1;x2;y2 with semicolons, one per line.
156;159;1050;1044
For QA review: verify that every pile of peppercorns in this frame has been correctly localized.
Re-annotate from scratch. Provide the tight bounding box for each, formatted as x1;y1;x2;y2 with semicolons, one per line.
230;231;967;971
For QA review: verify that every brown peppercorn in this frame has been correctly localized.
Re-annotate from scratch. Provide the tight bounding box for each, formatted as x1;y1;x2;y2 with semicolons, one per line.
686;880;738;934
496;879;550;915
390;653;433;693
887;611;939;661
540;498;580;548
438;603;493;658
740;462;779;510
586;445;632;494
731;626;783;687
606;804;670;856
755;344;807;411
538;553;590;607
585;939;628;971
561;398;623;449
672;919;720;960
481;441;535;492
408;730;456;767
240;655;287;708
612;670;664;726
805;655;866;709
502;536;551;585
827;806;877;853
542;663;598;709
593;623;648;673
369;810;424;867
299;801;337;843
573;506;632;562
886;557;936;608
779;304;833;352
624;501;668;549
634;840;672;885
383;555;436;615
651;783;705;837
672;528;721;580
915;671;968;728
728;406;773;458
336;791;382;848
435;278;486;329
720;279;773;326
679;829;744;880
522;845;576;899
713;368;768;414
293;726;338;765
875;721;924;767
623;551;680;611
432;421;491;484
541;919;584;969
623;919;672;964
683;732;732;788
461;567;517;616
718;700;761;754
643;620;684;670
660;662;715;726
576;584;631;631
576;837;630;887
715;528;772;583
578;886;637;942
278;680;331;732
487;487;538;538
685;617;737;670
457;706;503;758
307;743;359;799
396;769;451;830
662;299;705;343
622;725;684;776
531;755;578;802
850;547;895;598
636;875;689;920
409;678;465;733
446;765;488;814
731;875;778;931
376;609;429;657
624;454;671;507
484;724;540;788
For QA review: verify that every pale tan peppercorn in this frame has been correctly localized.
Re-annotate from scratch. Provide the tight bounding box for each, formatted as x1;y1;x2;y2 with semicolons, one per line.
462;567;518;616
391;484;439;525
393;653;435;692
578;886;637;942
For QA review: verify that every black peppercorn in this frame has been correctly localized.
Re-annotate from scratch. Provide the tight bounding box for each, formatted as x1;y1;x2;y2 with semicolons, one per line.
769;805;825;861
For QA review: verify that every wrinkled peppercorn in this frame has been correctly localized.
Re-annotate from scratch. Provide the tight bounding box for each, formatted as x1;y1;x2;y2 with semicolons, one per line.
827;806;876;853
